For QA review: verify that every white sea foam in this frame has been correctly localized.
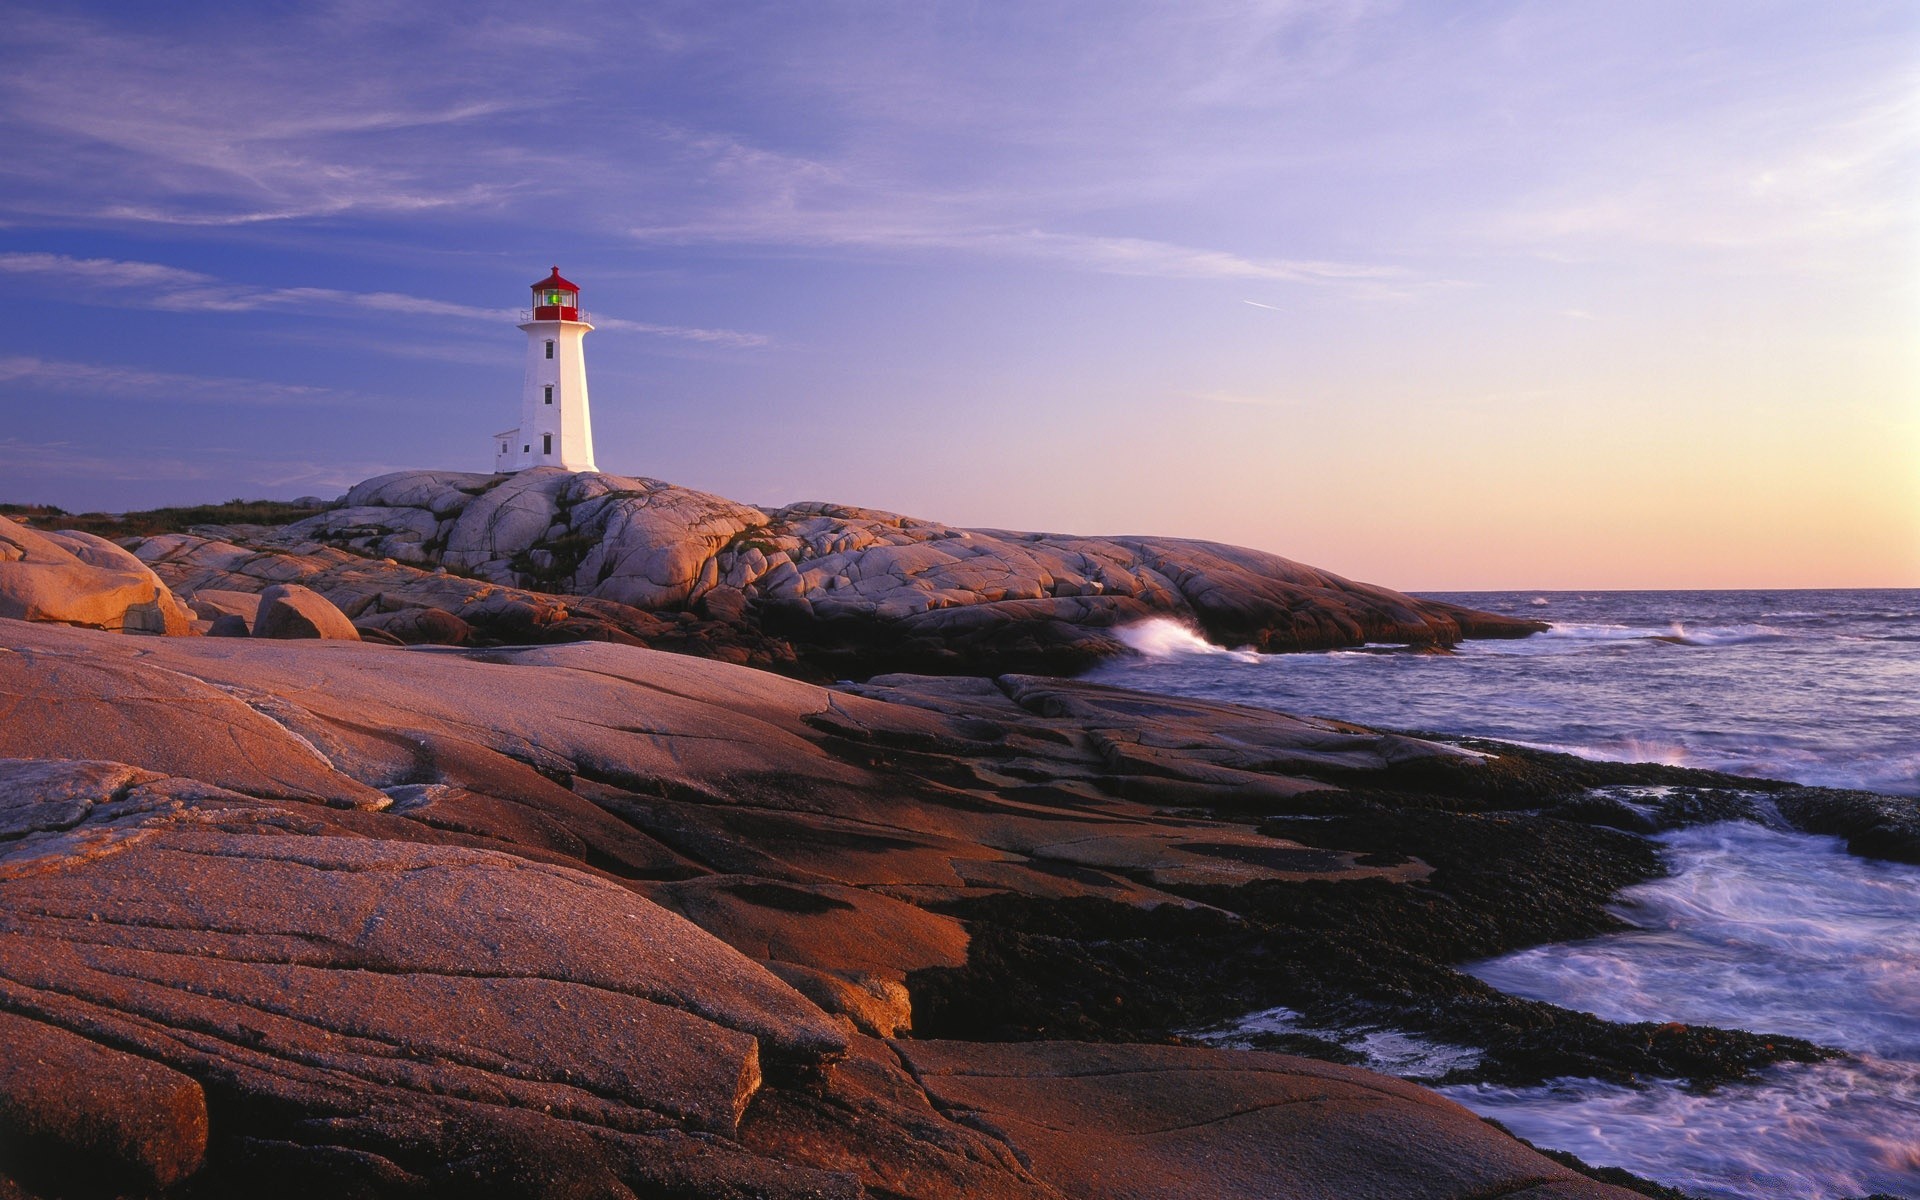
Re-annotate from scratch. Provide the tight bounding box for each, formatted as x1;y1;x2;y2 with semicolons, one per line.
1450;619;1798;657
1447;1058;1920;1200
1199;825;1920;1197
1194;1005;1482;1082
1471;823;1920;1056
1113;618;1261;662
1095;591;1920;1196
1663;621;1791;647
1446;823;1920;1199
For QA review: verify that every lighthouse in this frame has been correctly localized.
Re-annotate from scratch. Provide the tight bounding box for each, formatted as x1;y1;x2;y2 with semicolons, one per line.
493;267;597;473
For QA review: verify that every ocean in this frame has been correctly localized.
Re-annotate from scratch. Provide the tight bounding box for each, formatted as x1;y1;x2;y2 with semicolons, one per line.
1086;589;1920;1200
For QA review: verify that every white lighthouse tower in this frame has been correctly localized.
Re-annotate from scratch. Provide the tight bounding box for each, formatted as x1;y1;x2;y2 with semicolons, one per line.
493;267;597;473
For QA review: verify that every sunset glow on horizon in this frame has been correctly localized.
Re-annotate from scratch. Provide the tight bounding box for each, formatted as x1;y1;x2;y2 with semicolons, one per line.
0;2;1914;590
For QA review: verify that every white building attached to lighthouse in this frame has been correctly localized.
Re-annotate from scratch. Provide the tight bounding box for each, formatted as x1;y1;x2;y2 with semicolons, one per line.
494;267;598;473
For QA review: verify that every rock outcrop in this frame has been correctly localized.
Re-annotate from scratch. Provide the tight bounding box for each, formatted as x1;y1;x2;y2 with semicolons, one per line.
251;582;360;640
123;468;1541;675
0;515;193;635
0;619;1644;1200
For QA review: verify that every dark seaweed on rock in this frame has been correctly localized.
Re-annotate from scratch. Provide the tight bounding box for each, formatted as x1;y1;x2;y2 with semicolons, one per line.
910;804;1833;1091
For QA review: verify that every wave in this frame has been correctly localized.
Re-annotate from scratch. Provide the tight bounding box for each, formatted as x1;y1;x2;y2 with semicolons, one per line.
1506;734;1920;795
1471;823;1920;1056
1195;1005;1481;1082
1457;620;1800;656
1113;618;1261;662
1448;1057;1920;1200
1448;823;1920;1198
1660;621;1791;647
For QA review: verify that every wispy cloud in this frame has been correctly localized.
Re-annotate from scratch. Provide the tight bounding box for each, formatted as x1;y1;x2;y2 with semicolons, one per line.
1485;37;1918;259
590;317;768;347
0;254;769;346
0;252;214;289
0;437;404;494
628;211;1408;288
0;7;1422;290
0;355;345;407
0;10;535;227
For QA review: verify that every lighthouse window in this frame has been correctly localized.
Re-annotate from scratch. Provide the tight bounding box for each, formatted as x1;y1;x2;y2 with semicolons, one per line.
545;340;554;359
543;434;552;455
543;385;553;405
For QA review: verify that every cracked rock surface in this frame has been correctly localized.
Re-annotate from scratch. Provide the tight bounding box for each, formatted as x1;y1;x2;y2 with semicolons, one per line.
0;619;1637;1199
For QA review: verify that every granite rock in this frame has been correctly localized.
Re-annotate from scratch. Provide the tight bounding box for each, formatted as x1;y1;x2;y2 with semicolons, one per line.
0;619;1639;1199
0;516;193;634
126;469;1542;678
252;582;361;640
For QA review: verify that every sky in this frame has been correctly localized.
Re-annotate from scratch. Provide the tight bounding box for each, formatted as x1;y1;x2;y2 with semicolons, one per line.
0;1;1915;589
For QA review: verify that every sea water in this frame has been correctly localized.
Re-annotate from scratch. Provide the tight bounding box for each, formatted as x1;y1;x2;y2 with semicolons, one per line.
1090;590;1920;1198
1453;823;1920;1199
1090;589;1920;797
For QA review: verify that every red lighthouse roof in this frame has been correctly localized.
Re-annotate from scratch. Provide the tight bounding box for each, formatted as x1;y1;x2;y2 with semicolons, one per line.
532;266;579;292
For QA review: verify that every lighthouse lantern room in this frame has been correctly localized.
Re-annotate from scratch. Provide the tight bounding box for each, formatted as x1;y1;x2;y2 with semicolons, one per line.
493;267;597;473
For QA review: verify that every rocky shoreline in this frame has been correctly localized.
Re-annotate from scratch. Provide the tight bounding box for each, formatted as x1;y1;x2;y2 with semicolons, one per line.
2;476;1908;1199
97;467;1543;678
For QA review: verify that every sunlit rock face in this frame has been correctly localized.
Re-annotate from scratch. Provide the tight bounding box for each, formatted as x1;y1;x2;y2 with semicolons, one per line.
0;514;193;634
251;582;360;640
0;620;1638;1199
120;468;1539;675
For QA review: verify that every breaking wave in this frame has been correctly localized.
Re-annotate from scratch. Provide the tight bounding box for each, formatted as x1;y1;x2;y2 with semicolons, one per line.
1447;823;1920;1199
1113;618;1261;662
1087;589;1920;796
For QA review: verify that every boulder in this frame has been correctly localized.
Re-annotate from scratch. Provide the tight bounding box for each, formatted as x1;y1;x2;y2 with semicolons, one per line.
357;605;472;645
443;468;569;578
121;594;193;635
252;583;360;641
186;588;262;624
0;516;193;634
281;503;444;563
344;468;496;516
206;612;251;637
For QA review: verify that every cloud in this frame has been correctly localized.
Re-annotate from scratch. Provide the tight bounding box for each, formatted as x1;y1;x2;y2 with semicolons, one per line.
0;8;1421;291
0;10;538;227
1;3;1910;307
0;254;768;345
0;437;404;494
628;210;1407;288
0;355;343;407
1488;59;1918;258
590;317;768;348
1010;231;1402;284
0;252;216;289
